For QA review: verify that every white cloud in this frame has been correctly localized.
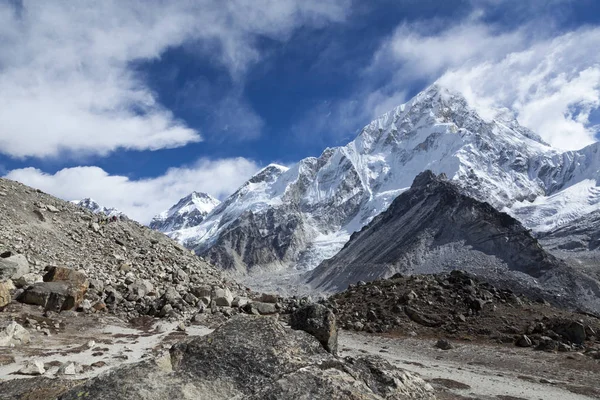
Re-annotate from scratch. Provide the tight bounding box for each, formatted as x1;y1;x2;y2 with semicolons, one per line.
5;158;260;224
0;0;349;159
368;17;600;150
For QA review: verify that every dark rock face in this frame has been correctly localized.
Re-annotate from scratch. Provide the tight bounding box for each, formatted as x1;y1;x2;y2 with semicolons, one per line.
58;316;434;400
18;267;89;311
199;206;309;274
308;171;600;313
290;303;338;355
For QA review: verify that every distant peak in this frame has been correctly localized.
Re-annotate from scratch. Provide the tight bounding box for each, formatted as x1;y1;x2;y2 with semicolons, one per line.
411;170;447;188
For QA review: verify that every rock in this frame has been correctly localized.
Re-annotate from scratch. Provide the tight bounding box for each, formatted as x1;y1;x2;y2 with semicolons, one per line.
290;303;338;355
244;301;278;315
14;273;43;288
43;266;89;304
59;315;435;400
33;209;46;221
516;335;533;347
18;360;45;375
191;285;212;305
58;362;82;375
232;296;250;308
536;336;558;352
551;320;586;345
212;287;233;307
404;306;442;327
19;281;85;311
259;293;279;303
0;252;30;281
90;222;101;233
0;281;11;308
435;339;453;350
46;205;60;213
0;321;31;346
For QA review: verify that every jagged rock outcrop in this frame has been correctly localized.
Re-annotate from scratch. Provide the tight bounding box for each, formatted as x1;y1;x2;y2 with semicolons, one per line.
307;172;600;313
57;315;435;400
150;192;220;234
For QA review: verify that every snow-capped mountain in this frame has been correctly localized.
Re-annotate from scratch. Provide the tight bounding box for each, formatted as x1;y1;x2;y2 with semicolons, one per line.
163;84;600;275
150;192;220;236
72;198;123;218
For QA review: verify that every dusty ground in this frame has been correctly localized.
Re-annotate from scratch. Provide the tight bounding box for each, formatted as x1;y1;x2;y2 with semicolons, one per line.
0;302;217;385
340;330;600;400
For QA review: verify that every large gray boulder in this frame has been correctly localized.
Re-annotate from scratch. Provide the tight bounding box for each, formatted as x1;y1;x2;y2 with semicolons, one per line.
0;280;12;308
58;315;434;400
290;303;338;355
0;252;29;281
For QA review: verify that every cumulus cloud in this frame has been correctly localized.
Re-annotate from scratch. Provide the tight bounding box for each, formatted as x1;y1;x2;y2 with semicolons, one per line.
369;17;600;150
0;0;349;159
5;158;260;224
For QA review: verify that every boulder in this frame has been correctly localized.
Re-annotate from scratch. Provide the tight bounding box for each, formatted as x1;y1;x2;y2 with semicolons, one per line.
58;362;83;376
190;285;212;305
212;287;233;307
551;320;587;345
259;293;279;303
244;301;278;315
18;360;45;375
516;335;532;347
435;339;453;350
59;315;435;400
232;296;250;308
19;281;84;311
290;303;338;355
0;281;11;308
0;321;31;346
14;273;43;288
0;253;29;281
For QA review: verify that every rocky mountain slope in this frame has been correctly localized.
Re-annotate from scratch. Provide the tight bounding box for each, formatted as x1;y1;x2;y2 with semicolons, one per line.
307;171;600;313
0;177;237;320
150;192;220;235
72;198;123;218
159;83;600;277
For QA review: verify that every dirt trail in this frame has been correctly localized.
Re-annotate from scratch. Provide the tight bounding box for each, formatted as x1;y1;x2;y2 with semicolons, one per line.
339;330;600;400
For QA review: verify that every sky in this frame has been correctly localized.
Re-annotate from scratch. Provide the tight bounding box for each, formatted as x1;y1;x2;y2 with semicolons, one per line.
2;0;600;223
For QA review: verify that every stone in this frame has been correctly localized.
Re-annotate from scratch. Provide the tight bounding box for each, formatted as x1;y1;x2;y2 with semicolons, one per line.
0;321;31;346
259;293;279;303
58;362;82;375
46;205;60;213
551;320;586;345
90;222;101;233
290;303;338;355
435;339;453;350
14;273;43;288
19;281;84;311
244;301;278;315
212;287;233;307
18;360;45;375
0;253;30;281
191;285;212;305
0;281;11;308
232;296;250;308
33;209;46;221
59;316;435;400
516;334;532;347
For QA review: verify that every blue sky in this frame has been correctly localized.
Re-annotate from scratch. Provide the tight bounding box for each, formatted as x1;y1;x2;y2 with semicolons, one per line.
2;0;600;222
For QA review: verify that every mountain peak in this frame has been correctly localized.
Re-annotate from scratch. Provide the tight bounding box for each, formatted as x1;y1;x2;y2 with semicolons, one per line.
150;191;220;233
73;198;123;217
